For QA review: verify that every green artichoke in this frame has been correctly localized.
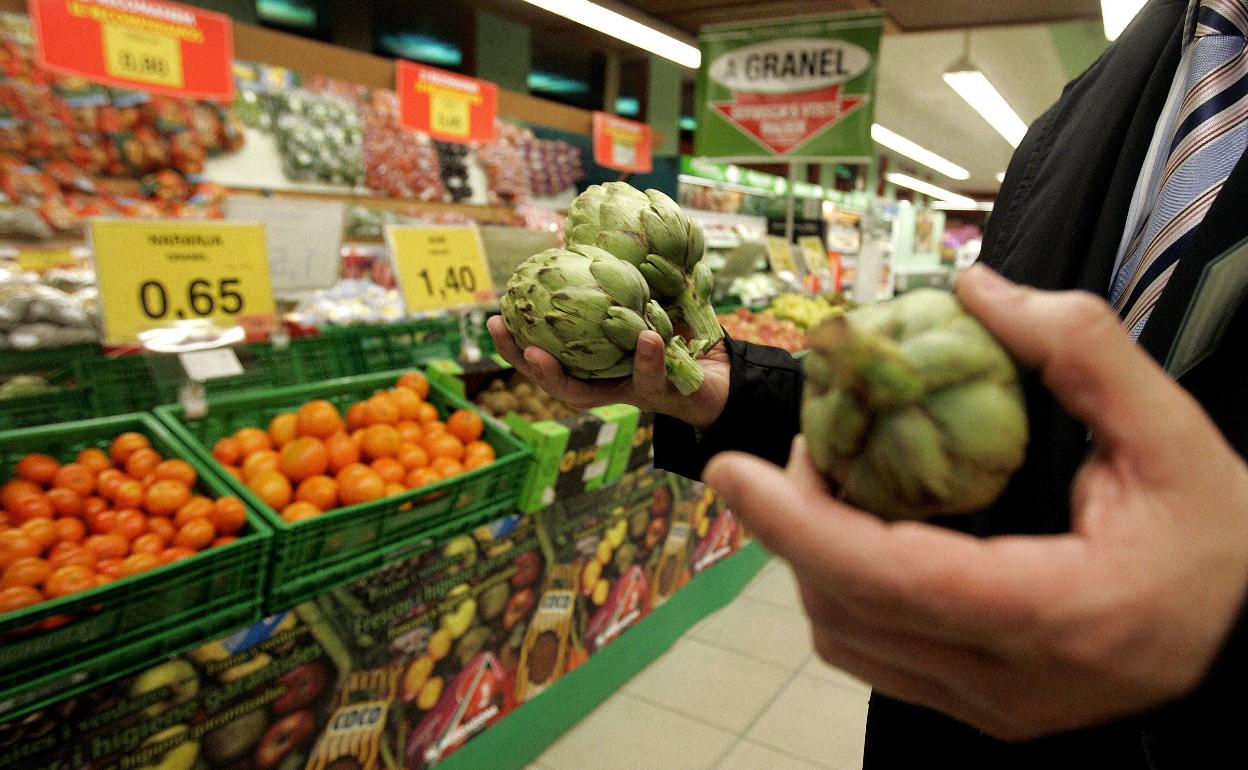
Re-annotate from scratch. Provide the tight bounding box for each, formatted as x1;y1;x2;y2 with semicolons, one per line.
565;182;722;349
501;245;704;395
801;289;1028;520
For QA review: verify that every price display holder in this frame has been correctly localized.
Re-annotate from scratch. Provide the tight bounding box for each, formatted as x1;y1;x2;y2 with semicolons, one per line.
29;0;234;101
592;112;653;174
15;248;78;273
89;219;277;346
765;236;800;276
224;195;346;296
396;60;497;145
386;225;496;314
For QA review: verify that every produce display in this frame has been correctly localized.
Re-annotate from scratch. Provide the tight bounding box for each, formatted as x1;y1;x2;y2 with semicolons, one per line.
476;121;531;204
523;135;584;197
268;89;365;187
801;288;1028;520
716;307;806;353
472;376;578;423
0;431;248;616
0;374;55;399
501;245;704;395
565;183;722;348
769;292;854;330
361;89;447;201
208;371;497;522
434;140;473;203
726;272;785;306
0;264;99;349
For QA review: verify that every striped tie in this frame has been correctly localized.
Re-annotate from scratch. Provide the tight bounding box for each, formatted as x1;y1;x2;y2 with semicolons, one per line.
1110;0;1248;338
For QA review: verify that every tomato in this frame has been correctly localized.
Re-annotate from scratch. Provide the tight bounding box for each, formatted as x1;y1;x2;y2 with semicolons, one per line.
51;463;94;497
296;401;343;439
46;487;83;517
174;496;214;526
1;480;41;512
96;558;123;579
109;432;150;465
19;519;57;550
76;448;111;474
130;533;167;556
124;448;162;480
87;509;118;536
118;553;160;577
16;454;59;485
212;437;243;466
112;509;148;540
144;480;191;517
152;459;197;486
53;518;86;544
210;497;248;536
446;410;485;444
210;536;238;548
81;496;108;517
83;534;128;560
280;437;329;482
147;517;176;541
0;585;42;614
45;565;96;598
2;557;51;589
160;547;196;564
173;519;215;550
95;469;126;501
113;480;144;510
10;494;54;524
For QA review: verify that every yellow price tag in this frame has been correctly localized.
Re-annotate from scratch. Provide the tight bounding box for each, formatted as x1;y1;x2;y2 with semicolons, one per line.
766;236;800;275
89;220;276;345
798;236;829;274
430;92;471;139
16;249;77;273
386;225;495;313
101;23;184;89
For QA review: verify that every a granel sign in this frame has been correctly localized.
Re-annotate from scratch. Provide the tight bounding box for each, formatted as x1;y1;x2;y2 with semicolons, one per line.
695;13;883;160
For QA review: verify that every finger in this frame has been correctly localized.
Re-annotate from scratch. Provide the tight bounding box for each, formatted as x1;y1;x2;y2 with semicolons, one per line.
956;265;1210;471
631;330;668;399
487;316;532;375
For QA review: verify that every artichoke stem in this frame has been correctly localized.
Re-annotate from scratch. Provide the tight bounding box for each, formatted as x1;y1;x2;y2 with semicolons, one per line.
663;338;705;396
675;291;725;348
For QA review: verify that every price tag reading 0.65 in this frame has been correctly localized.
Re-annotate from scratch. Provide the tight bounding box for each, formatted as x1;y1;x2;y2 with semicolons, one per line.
138;278;245;320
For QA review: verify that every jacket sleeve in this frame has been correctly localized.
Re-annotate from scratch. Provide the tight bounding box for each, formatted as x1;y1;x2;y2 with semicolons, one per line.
653;334;803;481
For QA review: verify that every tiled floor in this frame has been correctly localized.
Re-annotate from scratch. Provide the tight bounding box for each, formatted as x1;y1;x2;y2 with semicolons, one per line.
529;558;871;770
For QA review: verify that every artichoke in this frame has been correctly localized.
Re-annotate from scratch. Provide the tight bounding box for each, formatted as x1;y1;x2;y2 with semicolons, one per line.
565;182;723;349
501;245;704;395
801;289;1028;520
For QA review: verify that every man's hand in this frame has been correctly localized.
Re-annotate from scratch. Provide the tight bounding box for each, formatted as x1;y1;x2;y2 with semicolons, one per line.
487;315;731;429
704;265;1248;740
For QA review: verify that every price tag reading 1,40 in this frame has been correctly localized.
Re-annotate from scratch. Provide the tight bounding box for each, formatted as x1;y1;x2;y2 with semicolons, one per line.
89;220;277;346
386;225;496;314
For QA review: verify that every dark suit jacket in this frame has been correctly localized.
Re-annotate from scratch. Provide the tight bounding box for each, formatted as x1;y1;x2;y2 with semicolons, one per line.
655;1;1248;766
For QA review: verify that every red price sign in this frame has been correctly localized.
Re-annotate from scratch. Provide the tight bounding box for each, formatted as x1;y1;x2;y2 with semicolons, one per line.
593;112;653;174
397;60;498;145
29;0;233;101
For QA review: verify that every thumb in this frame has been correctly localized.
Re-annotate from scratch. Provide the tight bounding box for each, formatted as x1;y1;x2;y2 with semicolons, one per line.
956;265;1205;466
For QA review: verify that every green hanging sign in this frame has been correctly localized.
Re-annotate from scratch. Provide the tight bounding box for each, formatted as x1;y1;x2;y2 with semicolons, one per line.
694;11;884;162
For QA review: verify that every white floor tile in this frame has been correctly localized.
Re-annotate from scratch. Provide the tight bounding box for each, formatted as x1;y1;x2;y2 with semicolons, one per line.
743;561;803;610
625;637;793;732
689;594;814;669
536;692;737;770
747;675;869;769
801;657;872;695
716;739;830;770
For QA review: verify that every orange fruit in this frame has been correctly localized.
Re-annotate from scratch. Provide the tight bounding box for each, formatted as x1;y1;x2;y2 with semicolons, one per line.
268;412;299;447
86;509;117;536
248;471;293;511
82;496;108;517
210;497;247;536
338;468;385;506
96;558;123;579
20;519;57;549
280;502;321;523
235;427;274;456
174;518;216;550
325;432;361;473
396;420;424;445
295;476;338;511
404;467;441;490
446;410;484;443
48;543;97;570
424;433;465;461
241;449;281;481
212;437;243;466
10;494;53;524
124;448;162;480
280;437;329;482
174;496;214;527
224;467;244;482
430;457;464;479
415;402;439;424
384;482;406;498
113;479;144;510
147;516;176;541
392;388;423;421
130;533;167;555
349;429;367;450
212;536;239;548
118;553;161;577
160;547;196;564
0;585;43;614
297;400;343;439
1;480;41;511
95;469;125;501
364;393;400;426
464;440;496;465
464;454;493;471
152;459;197;487
76;447;111;474
45;565;96;598
0;531;39;569
424;421;447;437
46;487;83;517
83;534;128;560
362;425;402;460
16;454;59;485
371;457;406;484
144;480;191;517
397;444;429;470
345;402;370;432
53;518;86;544
110;432;150;465
396;371;430;399
2;557;51;589
112;509;148;540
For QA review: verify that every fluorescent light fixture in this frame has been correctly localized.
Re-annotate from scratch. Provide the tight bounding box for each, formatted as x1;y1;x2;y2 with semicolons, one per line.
517;0;701;68
527;71;590;95
378;33;463;67
679;115;698;131
871;124;969;181
996;172;1006;183
943;67;1028;148
886;172;977;207
614;96;640;116
932;200;995;212
1102;0;1147;41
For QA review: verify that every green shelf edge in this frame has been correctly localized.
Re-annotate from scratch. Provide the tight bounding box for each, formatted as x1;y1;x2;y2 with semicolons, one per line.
440;540;772;770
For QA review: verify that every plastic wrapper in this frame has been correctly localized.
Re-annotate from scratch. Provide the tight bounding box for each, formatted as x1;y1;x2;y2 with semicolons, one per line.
0;265;100;349
269;88;365;187
288;278;407;327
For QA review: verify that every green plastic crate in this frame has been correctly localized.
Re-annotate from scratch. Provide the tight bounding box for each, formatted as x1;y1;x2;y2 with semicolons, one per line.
0;414;270;721
155;370;533;610
0;382;93;430
327;319;460;374
0;344;99;379
73;335;354;416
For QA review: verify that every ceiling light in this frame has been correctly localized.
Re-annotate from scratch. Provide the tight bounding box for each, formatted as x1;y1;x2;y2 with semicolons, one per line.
995;172;1006;183
886;172;977;207
517;0;701;68
943;35;1028;148
871;124;969;181
1101;0;1147;41
932;200;995;212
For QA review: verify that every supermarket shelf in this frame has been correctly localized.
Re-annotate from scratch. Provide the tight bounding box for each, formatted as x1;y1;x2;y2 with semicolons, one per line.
225;188;520;226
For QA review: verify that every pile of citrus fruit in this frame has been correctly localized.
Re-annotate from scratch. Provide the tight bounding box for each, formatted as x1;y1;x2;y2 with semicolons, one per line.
0;432;248;619
210;372;494;524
